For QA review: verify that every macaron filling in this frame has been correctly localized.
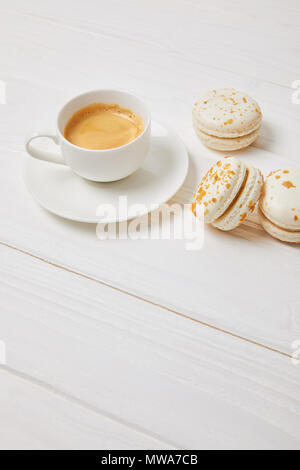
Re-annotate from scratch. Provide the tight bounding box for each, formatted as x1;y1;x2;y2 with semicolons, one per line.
213;168;249;224
193;118;261;139
196;127;259;140
259;208;300;243
195;128;260;151
259;208;300;234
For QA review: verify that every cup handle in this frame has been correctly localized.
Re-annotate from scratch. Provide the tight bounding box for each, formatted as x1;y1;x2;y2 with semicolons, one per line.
26;133;65;165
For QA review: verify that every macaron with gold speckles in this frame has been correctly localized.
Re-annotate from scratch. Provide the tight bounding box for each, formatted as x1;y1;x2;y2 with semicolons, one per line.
192;88;262;151
192;156;264;231
259;169;300;243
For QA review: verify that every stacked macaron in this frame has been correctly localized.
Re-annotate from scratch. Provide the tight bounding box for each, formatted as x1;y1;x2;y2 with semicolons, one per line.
192;88;262;151
192;156;264;231
259;169;300;243
191;88;300;242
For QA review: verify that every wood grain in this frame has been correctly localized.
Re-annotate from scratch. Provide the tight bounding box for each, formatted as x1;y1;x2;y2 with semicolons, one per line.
1;142;300;354
0;244;300;449
0;367;173;450
0;0;300;449
0;0;300;353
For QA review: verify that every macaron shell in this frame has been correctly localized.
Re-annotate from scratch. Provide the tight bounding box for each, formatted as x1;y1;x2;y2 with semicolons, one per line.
195;127;260;151
259;208;300;243
213;166;264;231
193;88;262;138
192;157;247;224
260;169;300;230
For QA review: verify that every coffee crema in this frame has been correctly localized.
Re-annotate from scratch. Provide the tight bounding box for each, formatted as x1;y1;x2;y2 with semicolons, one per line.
64;103;144;150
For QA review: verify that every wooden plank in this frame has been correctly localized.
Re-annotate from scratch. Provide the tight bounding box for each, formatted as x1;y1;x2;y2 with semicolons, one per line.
0;1;299;353
1;1;300;159
0;367;172;450
2;0;300;88
0;0;299;451
0;244;299;449
1;141;300;354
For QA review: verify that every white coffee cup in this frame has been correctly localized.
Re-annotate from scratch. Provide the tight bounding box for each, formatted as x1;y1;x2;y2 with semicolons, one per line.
26;89;151;182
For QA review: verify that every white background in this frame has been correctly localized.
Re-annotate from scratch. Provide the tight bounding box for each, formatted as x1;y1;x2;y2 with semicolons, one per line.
0;0;300;450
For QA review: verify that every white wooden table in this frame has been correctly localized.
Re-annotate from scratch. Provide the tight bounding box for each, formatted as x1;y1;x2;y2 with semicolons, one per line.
0;0;300;450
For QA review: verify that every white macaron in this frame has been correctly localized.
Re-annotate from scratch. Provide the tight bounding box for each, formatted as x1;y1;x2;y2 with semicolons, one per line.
259;169;300;243
193;88;262;151
192;156;264;231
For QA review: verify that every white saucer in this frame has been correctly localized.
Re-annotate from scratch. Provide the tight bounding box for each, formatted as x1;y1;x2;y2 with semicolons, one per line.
23;121;189;223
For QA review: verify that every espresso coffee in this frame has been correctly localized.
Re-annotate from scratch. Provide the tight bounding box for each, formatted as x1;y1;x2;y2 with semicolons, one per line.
64;103;144;150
